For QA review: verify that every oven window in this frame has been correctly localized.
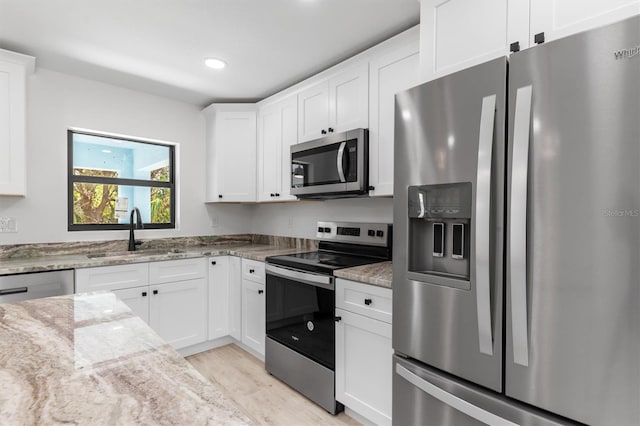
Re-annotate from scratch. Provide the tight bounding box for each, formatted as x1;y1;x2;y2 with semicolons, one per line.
266;273;335;369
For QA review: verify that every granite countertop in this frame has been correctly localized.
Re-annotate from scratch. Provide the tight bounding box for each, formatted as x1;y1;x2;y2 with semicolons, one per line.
0;292;255;425
333;261;393;288
0;243;310;276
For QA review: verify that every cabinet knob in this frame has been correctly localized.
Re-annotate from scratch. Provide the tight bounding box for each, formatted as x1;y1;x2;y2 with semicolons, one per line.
334;316;342;322
249;269;255;273
321;129;327;135
218;194;223;199
211;261;217;265
258;289;264;294
364;298;372;305
142;291;147;297
328;127;334;133
270;193;275;197
275;193;280;197
153;290;158;295
368;186;375;191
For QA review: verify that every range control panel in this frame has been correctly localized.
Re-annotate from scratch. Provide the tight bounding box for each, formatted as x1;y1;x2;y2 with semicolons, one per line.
316;221;391;247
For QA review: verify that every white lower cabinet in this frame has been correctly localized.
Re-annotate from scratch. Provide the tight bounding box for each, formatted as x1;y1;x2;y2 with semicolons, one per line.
241;278;265;355
241;258;266;355
149;278;207;349
76;258;208;350
336;279;393;425
208;256;230;340
228;256;243;341
111;286;150;324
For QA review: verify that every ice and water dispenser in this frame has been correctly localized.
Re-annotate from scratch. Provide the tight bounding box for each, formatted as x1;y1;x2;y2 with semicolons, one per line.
407;182;472;289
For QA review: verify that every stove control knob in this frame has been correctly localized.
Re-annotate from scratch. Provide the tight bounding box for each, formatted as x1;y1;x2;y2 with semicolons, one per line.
367;229;375;237
376;230;384;237
323;227;331;233
317;226;324;233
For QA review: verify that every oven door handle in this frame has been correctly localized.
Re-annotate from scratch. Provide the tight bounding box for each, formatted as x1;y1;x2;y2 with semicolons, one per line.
266;264;334;290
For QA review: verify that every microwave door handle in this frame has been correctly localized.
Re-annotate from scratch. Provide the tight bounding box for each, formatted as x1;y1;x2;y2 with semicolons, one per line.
336;141;347;183
475;94;497;356
510;85;533;367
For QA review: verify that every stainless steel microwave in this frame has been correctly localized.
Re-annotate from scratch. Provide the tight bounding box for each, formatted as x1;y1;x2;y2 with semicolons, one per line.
290;128;369;199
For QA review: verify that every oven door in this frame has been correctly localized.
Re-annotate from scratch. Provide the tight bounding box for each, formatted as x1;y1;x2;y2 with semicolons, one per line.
291;128;368;197
265;264;335;370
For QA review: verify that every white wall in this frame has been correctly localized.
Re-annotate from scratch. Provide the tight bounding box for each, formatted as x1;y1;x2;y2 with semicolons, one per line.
0;68;252;244
250;198;393;239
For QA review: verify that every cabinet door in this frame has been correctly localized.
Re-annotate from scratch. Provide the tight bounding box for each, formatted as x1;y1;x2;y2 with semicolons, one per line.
112;286;150;324
335;308;393;426
257;102;282;202
212;110;257;202
329;63;369;133
419;0;529;81
149;278;207;349
75;263;149;293
0;51;33;196
279;96;298;201
530;0;640;45
228;256;243;341
208;256;230;340
148;258;206;284
368;38;420;197
298;81;330;142
241;279;265;355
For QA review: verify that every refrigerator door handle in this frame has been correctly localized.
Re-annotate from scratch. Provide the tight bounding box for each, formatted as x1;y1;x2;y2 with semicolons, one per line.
475;94;497;356
396;364;518;426
510;85;533;367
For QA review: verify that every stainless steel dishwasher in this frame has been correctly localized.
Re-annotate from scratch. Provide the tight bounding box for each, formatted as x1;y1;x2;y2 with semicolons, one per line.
0;270;74;303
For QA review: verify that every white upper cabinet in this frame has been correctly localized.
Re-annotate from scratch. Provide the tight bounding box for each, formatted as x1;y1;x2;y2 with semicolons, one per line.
530;0;640;44
297;63;369;143
0;49;35;196
368;29;420;197
298;82;330;142
329;62;369;134
257;95;298;202
204;104;257;203
419;0;529;81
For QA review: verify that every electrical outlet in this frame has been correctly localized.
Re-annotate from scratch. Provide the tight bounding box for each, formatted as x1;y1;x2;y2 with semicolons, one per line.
0;217;18;233
210;216;219;228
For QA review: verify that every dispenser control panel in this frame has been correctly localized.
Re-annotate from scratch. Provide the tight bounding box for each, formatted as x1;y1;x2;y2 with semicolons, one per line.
408;182;472;219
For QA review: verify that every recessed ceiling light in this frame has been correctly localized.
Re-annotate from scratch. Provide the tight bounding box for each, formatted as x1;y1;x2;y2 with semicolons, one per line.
205;58;226;70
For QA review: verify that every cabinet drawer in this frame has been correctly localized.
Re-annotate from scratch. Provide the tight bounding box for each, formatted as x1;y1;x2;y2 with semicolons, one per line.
242;258;265;284
336;278;392;324
149;258;206;284
75;263;149;293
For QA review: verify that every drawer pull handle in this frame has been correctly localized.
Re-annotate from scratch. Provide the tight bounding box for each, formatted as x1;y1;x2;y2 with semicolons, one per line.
142;291;147;297
334;316;342;322
364;298;372;305
258;289;264;294
153;290;158;295
249;269;255;273
211;261;217;265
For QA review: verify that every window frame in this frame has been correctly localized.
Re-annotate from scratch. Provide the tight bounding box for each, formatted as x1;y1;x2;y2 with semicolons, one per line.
67;129;176;231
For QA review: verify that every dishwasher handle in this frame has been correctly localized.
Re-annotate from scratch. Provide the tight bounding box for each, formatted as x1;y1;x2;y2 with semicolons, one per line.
0;287;28;296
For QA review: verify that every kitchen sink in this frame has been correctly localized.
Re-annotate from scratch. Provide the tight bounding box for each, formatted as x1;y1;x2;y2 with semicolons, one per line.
86;248;186;260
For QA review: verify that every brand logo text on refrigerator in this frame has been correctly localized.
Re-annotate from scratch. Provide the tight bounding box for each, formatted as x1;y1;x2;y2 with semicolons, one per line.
614;45;640;59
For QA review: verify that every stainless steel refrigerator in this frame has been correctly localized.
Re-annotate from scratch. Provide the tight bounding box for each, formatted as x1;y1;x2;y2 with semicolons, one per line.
392;16;639;426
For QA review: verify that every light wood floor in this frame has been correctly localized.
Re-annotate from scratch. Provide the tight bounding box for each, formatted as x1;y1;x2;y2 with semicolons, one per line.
187;344;361;426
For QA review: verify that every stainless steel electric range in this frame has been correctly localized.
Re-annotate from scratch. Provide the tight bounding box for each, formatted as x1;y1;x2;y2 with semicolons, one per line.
265;221;392;414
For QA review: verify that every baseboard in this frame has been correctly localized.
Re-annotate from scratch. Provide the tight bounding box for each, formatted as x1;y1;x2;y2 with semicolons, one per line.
177;336;234;357
345;407;377;426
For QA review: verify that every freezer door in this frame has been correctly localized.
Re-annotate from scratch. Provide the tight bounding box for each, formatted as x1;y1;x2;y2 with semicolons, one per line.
506;16;640;425
393;57;506;391
393;356;569;426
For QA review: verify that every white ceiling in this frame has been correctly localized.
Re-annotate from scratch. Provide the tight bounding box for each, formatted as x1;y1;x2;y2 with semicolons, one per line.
0;0;420;107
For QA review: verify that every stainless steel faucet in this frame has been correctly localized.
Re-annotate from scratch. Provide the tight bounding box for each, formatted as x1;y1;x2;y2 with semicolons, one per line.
128;208;144;251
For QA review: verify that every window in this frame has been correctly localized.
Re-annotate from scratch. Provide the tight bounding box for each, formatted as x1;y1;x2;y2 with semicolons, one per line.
68;130;175;230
